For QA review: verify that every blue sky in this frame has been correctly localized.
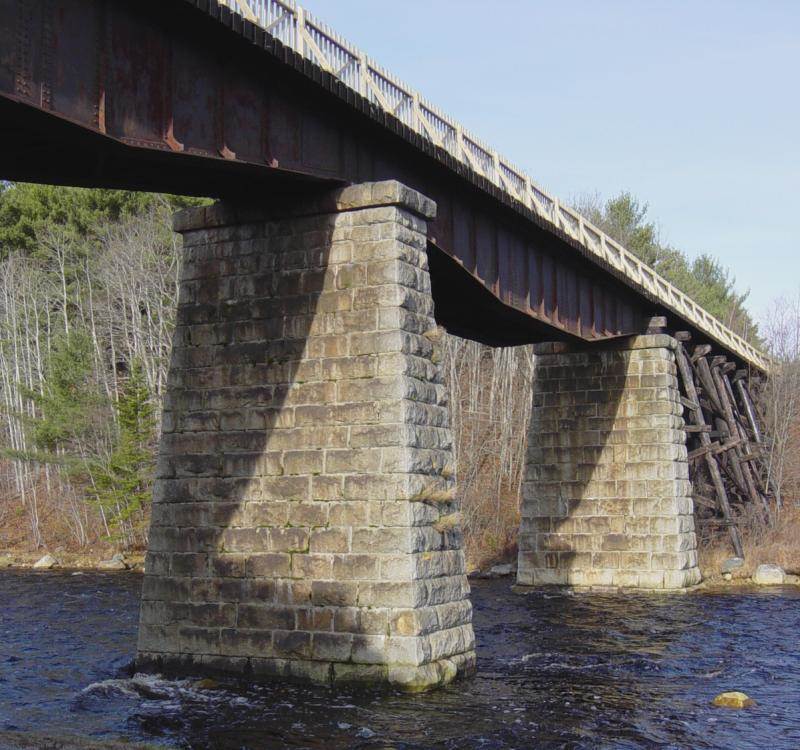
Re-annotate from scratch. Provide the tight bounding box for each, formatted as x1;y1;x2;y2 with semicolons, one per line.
311;1;799;321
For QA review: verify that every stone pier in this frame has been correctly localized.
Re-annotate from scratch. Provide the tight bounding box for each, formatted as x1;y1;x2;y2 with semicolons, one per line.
136;181;475;690
517;335;701;591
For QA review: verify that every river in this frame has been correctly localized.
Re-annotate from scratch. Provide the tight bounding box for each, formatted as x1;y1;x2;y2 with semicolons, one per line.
0;571;798;749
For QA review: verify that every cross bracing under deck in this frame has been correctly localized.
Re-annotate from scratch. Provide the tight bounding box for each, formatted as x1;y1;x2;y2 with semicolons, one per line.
220;0;768;371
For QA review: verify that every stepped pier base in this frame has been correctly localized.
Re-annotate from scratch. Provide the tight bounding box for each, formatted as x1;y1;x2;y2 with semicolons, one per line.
136;181;475;691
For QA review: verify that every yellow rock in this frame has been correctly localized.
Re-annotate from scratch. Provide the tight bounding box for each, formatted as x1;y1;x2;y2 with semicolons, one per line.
712;691;756;708
193;678;221;690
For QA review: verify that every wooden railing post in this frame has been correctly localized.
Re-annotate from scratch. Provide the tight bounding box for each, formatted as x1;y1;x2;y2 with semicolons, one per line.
295;5;305;57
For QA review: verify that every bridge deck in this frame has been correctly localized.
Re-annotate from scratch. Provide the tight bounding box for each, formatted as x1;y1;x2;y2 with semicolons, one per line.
0;0;768;370
216;0;766;371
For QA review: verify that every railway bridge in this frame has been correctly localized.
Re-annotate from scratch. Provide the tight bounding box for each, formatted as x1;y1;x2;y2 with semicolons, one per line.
0;0;769;690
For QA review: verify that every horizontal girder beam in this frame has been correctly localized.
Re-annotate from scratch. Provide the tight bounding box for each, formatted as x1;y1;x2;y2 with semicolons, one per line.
0;0;764;365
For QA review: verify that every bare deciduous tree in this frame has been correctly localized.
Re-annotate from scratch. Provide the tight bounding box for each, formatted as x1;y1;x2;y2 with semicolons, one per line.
441;334;534;567
0;202;180;551
759;290;800;507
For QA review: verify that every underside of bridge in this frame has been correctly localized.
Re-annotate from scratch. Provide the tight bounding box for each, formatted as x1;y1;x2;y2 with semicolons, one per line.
0;100;622;351
1;0;674;349
0;0;765;689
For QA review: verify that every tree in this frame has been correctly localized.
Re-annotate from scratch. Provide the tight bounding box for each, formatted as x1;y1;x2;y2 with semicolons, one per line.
0;183;206;259
91;362;157;545
2;329;113;546
0;189;184;550
759;291;800;505
94;362;156;545
575;192;664;267
573;191;759;343
20;330;110;470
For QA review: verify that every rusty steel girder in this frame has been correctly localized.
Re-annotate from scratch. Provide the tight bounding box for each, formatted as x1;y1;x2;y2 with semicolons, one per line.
0;0;654;345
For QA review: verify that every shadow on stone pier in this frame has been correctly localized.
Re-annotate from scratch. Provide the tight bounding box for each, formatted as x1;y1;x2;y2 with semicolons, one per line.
136;181;475;691
517;336;701;592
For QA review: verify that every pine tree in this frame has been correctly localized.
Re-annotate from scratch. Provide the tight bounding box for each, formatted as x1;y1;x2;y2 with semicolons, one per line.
92;362;156;545
573;191;759;344
14;330;110;477
0;182;207;259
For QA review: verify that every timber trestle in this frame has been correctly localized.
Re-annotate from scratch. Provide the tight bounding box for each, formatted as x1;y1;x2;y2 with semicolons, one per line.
673;332;774;557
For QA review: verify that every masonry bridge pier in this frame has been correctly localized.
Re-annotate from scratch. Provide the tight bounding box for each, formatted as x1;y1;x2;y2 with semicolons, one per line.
0;0;769;690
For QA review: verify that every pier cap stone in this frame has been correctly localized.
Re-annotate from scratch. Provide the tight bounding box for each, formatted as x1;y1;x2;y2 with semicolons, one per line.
172;180;437;234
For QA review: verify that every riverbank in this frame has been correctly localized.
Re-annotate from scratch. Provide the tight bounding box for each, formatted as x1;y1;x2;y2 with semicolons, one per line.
0;548;144;572
698;505;800;584
0;498;147;572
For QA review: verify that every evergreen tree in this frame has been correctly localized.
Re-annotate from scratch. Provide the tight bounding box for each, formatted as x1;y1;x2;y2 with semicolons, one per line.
0;182;206;259
17;330;110;476
574;191;759;343
599;193;663;267
91;362;156;543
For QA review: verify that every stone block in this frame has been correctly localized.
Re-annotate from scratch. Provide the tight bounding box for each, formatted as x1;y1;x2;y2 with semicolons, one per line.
309;528;350;554
351;634;387;664
611;570;640;588
358;581;421;608
332;554;381;580
385;635;428;666
312;632;353;662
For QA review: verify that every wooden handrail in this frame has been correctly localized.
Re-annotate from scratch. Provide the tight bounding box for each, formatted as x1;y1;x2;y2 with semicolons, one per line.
219;0;770;371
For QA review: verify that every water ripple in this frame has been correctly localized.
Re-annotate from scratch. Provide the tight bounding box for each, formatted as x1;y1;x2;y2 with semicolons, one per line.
1;571;799;749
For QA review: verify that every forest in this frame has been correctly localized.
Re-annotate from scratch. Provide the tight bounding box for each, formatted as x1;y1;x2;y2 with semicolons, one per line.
0;183;796;571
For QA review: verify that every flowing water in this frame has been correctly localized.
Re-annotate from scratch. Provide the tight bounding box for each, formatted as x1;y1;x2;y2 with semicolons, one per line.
1;570;799;749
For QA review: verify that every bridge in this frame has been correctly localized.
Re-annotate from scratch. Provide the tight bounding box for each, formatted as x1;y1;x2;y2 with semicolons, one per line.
0;0;770;690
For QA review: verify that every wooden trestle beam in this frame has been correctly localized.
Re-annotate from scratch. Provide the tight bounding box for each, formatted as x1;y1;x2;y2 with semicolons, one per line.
674;331;775;558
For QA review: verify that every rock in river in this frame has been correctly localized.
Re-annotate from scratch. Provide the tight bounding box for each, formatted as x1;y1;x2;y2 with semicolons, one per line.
752;564;785;585
193;678;221;690
489;563;516;577
32;554;58;569
97;559;127;571
720;557;745;575
98;554;128;571
712;691;756;709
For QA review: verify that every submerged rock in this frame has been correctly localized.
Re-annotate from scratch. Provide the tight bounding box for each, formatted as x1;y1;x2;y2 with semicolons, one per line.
193;678;221;690
33;553;58;569
712;691;756;708
752;564;785;585
720;557;745;575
